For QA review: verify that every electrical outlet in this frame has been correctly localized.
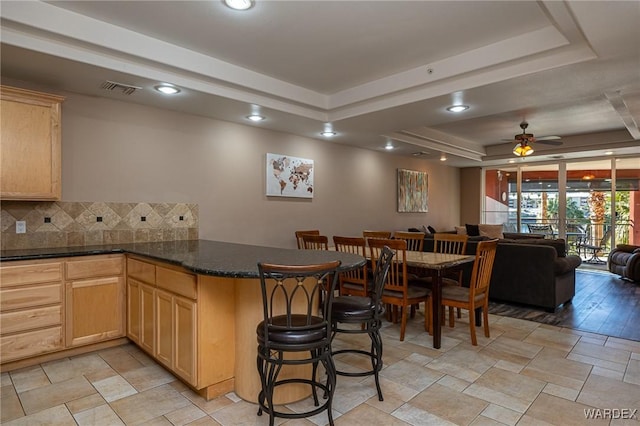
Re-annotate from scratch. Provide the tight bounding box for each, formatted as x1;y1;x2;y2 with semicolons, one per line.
16;221;26;234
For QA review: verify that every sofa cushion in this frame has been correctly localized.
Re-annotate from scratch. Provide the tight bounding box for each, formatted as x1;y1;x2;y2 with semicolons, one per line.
478;224;504;239
500;237;567;257
465;224;480;236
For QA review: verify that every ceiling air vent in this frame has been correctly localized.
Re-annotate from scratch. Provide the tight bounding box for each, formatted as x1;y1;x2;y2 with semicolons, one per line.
100;80;142;95
412;151;430;157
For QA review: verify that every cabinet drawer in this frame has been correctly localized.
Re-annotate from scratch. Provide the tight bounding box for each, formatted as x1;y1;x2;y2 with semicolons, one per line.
1;305;61;335
157;267;197;299
1;326;63;362
0;261;62;287
128;258;156;284
66;255;123;280
0;283;62;312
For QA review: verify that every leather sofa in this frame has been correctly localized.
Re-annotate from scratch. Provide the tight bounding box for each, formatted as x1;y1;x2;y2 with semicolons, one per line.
423;232;582;312
608;244;640;282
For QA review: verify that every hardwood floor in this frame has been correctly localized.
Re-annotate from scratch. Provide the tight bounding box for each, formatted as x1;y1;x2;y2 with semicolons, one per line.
488;268;640;341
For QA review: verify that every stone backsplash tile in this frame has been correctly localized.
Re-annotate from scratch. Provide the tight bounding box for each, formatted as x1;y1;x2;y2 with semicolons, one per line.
1;201;199;250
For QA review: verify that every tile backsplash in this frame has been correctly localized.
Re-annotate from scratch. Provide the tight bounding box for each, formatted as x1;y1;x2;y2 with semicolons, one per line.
1;201;198;250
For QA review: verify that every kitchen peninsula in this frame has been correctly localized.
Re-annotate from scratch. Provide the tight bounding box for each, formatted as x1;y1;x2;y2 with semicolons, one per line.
0;239;365;403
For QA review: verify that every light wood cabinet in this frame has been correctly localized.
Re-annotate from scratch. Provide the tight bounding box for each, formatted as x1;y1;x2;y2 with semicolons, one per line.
64;255;125;347
0;260;64;362
126;256;233;395
0;85;64;200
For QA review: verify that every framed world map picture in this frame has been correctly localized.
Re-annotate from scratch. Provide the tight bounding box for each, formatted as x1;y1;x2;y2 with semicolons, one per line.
397;168;428;212
266;153;314;198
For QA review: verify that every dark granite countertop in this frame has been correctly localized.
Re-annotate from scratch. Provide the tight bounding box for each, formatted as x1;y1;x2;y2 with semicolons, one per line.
0;240;366;279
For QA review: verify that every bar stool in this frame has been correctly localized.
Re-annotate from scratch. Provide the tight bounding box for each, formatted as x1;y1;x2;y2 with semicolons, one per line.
330;246;394;401
256;260;341;426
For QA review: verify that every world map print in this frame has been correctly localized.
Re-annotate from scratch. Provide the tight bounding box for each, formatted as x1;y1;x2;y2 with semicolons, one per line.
266;153;314;198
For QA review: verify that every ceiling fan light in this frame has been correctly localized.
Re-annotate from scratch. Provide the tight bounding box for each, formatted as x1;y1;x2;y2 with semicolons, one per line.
513;143;534;157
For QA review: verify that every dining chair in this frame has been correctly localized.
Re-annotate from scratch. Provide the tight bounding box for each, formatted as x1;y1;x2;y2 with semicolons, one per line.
367;238;430;341
434;233;469;319
333;236;368;297
301;234;329;250
393;231;425;252
256;260;341;425
363;230;392;240
441;239;498;346
331;245;394;401
295;229;320;249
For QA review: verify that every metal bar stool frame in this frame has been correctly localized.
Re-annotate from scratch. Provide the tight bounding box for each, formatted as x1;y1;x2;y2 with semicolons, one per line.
330;246;394;401
256;260;341;426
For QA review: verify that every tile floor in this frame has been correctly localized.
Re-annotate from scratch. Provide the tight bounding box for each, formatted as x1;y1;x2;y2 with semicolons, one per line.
2;310;640;425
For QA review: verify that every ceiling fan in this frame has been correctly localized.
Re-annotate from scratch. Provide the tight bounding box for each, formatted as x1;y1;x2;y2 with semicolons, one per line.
505;121;563;157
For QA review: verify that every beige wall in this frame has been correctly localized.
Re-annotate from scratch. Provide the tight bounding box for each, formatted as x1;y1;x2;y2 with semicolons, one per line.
43;89;461;248
459;167;482;225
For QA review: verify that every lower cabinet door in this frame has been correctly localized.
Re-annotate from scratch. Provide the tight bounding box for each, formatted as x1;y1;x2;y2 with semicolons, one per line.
140;283;155;354
126;279;141;344
174;296;197;386
155;289;173;368
65;276;125;347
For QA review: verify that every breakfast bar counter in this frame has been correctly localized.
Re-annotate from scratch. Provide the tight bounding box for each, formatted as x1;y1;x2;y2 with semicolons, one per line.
1;240;365;404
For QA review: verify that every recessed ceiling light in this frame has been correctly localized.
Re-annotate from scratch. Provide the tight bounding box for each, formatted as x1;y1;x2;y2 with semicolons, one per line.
605;151;614;155
385;141;394;150
440;153;447;161
224;0;254;10
320;131;336;137
246;114;265;122
154;84;180;95
446;105;469;113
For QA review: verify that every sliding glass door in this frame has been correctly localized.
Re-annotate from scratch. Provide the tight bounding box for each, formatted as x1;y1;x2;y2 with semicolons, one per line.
483;156;640;260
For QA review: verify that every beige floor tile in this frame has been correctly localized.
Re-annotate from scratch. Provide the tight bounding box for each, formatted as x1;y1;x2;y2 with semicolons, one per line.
110;383;191;424
470;414;512;425
43;353;113;383
606;337;640;353
9;365;50;393
526;392;609;425
317;375;377;414
93;374;138;402
492;359;525;374
185;416;222;425
410;383;488;425
1;384;24;423
361;375;419;413
210;399;277;425
463;367;546;413
164;404;207;425
624;359;640;385
1;372;12;387
18;375;96;415
480;403;522;425
65;393;107;414
73;403;125;425
392;403;457;425
482;335;543;361
121;364;176;392
435;374;472;392
427;347;496;382
138;416;173;425
3;404;76;426
571;341;631;364
591;365;625;380
542;382;580;401
379;359;443;392
333;403;408;425
567;352;628;373
523;328;580;352
577;374;640;409
521;353;591;390
181;389;235;414
98;346;146;374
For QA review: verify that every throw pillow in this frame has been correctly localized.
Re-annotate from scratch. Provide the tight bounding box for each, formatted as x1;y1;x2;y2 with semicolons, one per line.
455;226;467;235
465;224;480;236
478;224;504;239
427;225;437;234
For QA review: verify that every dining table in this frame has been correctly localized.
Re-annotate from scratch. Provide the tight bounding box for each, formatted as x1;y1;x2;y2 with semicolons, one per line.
405;251;476;349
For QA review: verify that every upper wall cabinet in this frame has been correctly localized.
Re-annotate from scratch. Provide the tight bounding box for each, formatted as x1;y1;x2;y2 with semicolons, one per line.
1;85;64;200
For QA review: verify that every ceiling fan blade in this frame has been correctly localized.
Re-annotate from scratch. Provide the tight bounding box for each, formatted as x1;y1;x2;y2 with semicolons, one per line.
536;139;563;146
536;135;562;141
